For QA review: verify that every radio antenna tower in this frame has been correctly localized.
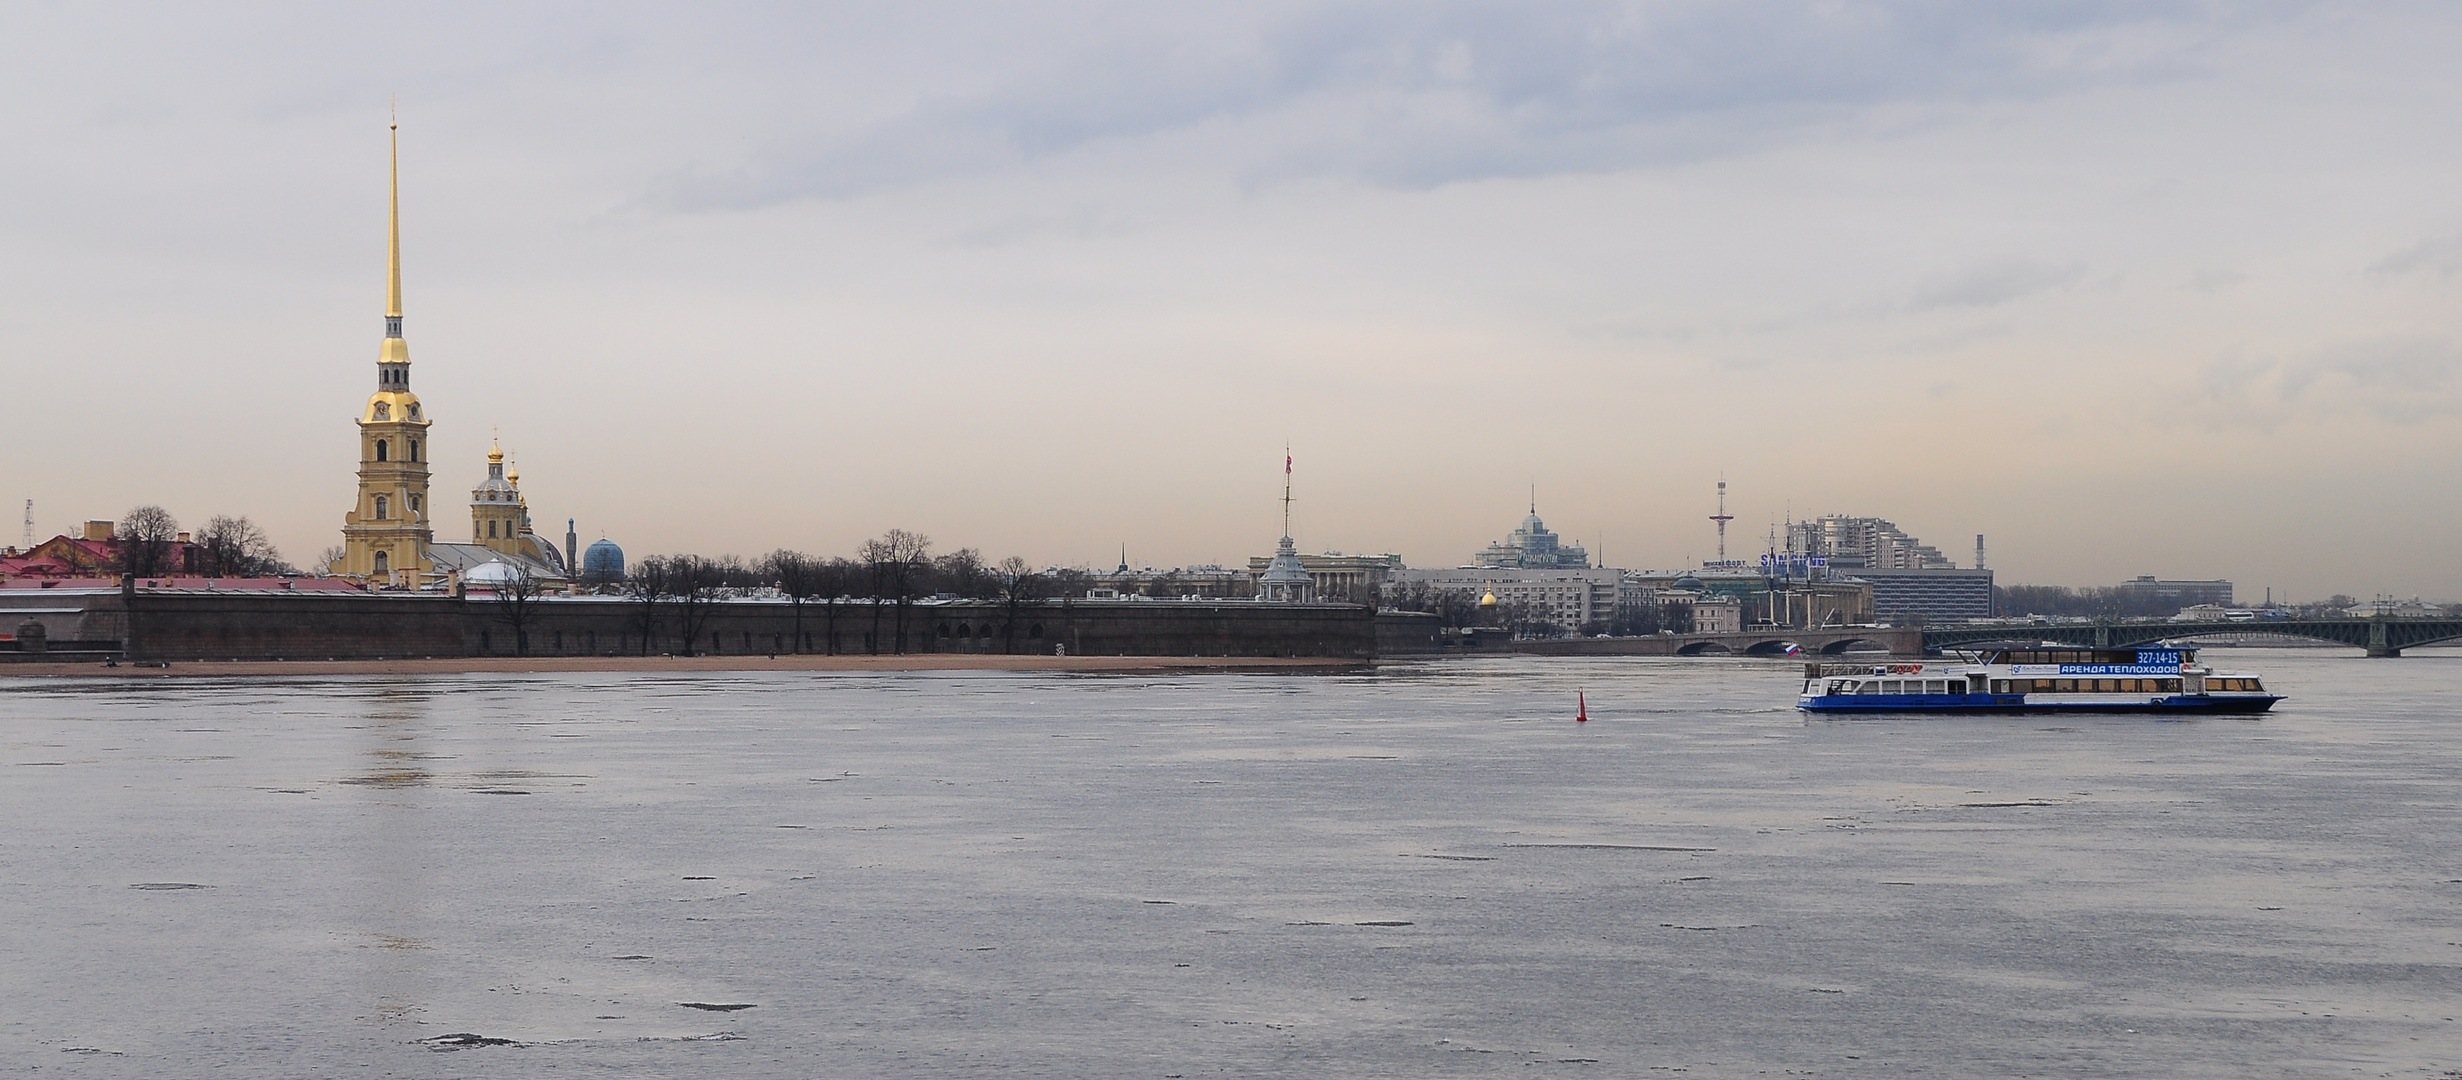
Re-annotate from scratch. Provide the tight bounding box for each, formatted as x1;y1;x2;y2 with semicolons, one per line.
1708;480;1734;564
19;500;30;550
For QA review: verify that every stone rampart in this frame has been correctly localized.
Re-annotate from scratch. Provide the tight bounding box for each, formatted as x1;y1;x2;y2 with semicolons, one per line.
72;591;1379;662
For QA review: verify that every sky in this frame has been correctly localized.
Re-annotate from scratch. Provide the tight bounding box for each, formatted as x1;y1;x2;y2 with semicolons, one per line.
2;2;2457;601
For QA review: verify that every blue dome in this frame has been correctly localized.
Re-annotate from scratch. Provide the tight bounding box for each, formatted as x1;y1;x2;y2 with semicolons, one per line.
581;538;625;581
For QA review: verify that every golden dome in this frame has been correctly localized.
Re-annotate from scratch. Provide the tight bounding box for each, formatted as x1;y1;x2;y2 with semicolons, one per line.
1479;588;1498;607
362;389;426;424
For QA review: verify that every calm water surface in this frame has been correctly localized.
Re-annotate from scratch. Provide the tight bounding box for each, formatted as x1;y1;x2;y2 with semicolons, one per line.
5;651;2460;1078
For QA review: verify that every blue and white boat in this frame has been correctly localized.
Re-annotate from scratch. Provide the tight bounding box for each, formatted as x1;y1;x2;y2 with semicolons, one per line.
1797;646;2280;714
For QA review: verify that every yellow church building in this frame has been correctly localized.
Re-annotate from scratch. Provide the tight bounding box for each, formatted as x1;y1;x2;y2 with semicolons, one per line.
331;120;570;590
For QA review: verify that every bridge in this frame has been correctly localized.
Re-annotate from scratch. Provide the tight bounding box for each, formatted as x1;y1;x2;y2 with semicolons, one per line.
1509;625;1922;659
1922;617;2462;658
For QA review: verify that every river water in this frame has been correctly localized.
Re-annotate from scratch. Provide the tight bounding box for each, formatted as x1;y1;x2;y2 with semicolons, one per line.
4;650;2459;1078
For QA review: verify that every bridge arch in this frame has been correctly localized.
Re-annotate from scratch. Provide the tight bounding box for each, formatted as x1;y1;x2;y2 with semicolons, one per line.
1676;641;1733;657
1923;618;2462;658
1820;637;1888;655
1743;640;1801;657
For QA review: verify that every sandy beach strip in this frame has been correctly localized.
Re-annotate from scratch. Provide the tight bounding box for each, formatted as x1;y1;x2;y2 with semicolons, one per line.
0;654;1369;679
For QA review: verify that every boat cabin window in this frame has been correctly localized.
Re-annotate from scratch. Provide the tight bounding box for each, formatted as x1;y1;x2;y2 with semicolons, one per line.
1856;681;1879;695
2208;677;2264;692
1997;677;2182;694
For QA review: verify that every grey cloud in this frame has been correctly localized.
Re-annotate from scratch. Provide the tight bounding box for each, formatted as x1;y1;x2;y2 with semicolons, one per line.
655;1;2301;208
2367;232;2462;279
2194;336;2462;427
2189;267;2247;291
1911;258;2086;309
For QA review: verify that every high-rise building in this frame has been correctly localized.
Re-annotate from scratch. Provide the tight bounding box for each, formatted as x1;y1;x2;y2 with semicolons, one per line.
1787;515;1957;570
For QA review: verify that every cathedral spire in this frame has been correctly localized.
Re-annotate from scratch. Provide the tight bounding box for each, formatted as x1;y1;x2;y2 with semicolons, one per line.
378;110;411;371
386;107;402;329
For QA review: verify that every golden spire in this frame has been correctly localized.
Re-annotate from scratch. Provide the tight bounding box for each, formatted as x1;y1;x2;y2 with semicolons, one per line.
376;104;411;367
488;434;504;465
386;103;402;321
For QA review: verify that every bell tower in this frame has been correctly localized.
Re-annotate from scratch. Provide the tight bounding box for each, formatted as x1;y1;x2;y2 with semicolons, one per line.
335;116;435;585
470;440;526;556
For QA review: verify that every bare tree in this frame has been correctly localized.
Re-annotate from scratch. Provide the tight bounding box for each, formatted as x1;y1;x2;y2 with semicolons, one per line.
625;555;672;655
1659;599;1695;635
820;556;860;654
859;530;931;654
1386;582;1491;631
116;505;181;578
1048;566;1091;600
764;549;820;653
197;515;286;577
993;556;1045;654
664;554;729;656
489;562;547;656
318;545;346;576
932;547;989;599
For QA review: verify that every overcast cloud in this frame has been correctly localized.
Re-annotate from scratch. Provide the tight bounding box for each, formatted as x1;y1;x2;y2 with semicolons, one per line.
2;2;2456;600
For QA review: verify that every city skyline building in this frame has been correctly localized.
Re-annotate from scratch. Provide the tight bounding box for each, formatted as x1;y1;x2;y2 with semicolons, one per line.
1473;501;1590;570
1390;564;1650;633
1787;514;1960;570
2114;576;2235;609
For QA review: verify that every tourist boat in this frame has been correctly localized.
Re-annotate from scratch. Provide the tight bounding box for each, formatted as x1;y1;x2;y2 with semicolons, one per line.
1797;645;2280;714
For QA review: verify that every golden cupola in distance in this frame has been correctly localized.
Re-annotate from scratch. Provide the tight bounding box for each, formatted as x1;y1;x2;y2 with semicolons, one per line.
334;118;436;585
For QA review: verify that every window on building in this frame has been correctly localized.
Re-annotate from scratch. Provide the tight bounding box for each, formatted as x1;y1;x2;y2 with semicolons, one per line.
375;440;389;462
408;495;421;514
488;520;497;539
374;496;388;520
409;439;419;462
374;551;390;574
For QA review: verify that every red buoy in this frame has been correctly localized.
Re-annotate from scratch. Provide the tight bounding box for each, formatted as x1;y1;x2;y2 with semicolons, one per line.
1576;690;1588;723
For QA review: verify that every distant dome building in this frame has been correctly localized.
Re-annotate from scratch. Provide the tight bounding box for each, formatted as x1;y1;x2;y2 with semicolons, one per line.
580;538;625;585
1256;535;1315;603
1474;502;1590;569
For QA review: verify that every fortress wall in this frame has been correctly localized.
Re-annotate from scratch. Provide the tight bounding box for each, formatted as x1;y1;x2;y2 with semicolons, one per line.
495;598;1379;660
101;592;1380;662
123;592;470;661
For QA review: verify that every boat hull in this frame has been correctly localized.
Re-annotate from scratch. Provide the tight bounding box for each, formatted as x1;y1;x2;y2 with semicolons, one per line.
1799;694;2280;715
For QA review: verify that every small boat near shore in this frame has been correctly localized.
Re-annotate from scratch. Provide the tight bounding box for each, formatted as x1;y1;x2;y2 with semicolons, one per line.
1797;645;2280;714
